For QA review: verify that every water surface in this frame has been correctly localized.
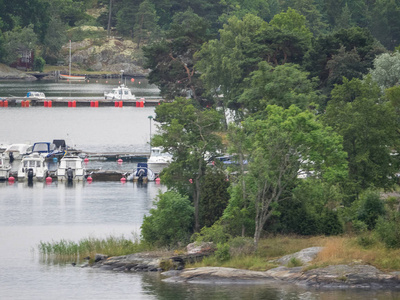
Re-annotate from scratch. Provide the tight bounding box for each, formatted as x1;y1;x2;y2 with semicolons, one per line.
1;81;400;299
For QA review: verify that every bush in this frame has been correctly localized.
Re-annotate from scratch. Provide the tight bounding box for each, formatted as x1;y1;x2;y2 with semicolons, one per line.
228;237;255;257
33;56;45;72
192;220;230;244
214;243;230;262
375;214;400;248
357;190;385;230
141;191;194;247
320;208;343;235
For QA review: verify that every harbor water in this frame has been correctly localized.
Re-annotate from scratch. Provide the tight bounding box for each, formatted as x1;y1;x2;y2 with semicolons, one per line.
1;80;400;299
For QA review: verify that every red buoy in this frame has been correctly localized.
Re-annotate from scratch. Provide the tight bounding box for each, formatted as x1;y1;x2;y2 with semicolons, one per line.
25;100;30;107
87;176;92;183
90;101;94;107
4;100;8;107
136;101;139;107
48;100;52;107
0;100;3;107
8;176;15;183
131;78;134;82
120;177;126;183
119;101;123;107
44;100;48;107
68;101;72;107
84;158;89;163
117;159;123;164
95;101;99;107
72;100;76;107
46;176;52;184
155;177;161;184
21;101;25;107
140;101;144;107
114;101;118;107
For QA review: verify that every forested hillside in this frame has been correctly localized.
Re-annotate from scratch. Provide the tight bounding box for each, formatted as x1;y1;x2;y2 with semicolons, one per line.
4;0;400;253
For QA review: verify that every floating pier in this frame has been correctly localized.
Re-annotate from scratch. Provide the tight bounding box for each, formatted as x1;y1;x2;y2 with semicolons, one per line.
0;97;163;107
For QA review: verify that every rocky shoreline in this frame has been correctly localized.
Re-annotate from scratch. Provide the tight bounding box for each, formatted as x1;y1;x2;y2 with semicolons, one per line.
87;246;400;289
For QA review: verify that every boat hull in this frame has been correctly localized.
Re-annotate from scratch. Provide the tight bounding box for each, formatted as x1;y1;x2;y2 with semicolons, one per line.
59;74;86;80
0;167;11;180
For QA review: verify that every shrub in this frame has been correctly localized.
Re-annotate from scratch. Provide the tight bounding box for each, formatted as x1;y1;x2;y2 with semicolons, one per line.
141;191;194;247
192;220;230;244
320;208;343;235
33;56;45;72
228;237;255;257
287;257;302;268
214;243;230;262
357;190;385;230
375;214;400;248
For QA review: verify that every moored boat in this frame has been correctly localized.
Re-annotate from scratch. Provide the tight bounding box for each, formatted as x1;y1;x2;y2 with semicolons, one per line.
56;155;86;182
59;74;86;80
3;143;32;162
0;155;11;180
26;91;46;99
147;147;172;174
127;162;155;182
104;84;136;100
17;153;49;182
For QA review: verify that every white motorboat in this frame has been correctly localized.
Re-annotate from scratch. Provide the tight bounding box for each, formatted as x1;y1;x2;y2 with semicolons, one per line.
104;84;136;100
56;155;86;182
26;91;46;99
147;147;172;174
127;163;156;182
17;153;48;182
0;155;11;180
3;143;32;161
0;143;10;154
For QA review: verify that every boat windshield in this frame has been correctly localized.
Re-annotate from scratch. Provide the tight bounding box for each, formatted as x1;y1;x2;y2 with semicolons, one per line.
23;160;41;167
65;160;80;168
33;144;49;152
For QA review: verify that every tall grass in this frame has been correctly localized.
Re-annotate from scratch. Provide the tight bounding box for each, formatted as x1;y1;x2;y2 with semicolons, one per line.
189;234;400;272
38;234;151;263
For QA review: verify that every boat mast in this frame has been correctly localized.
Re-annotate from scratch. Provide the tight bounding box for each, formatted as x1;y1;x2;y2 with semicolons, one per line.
69;40;71;77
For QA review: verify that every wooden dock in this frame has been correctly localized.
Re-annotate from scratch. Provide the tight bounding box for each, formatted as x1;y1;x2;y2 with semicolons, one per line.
0;97;163;107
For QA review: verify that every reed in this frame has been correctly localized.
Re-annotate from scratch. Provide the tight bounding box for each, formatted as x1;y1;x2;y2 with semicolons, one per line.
38;234;151;262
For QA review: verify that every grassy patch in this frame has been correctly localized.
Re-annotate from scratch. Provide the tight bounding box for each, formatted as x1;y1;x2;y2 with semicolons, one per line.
38;234;152;263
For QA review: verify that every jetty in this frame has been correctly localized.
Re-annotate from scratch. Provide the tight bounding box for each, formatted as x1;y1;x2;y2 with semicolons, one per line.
0;97;163;107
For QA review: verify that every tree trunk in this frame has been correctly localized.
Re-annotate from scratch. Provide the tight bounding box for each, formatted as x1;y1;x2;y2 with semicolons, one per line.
194;158;203;232
107;0;113;37
136;15;144;49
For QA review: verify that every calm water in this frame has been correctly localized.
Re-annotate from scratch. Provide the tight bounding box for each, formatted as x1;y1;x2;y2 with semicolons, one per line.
1;81;400;299
0;78;160;99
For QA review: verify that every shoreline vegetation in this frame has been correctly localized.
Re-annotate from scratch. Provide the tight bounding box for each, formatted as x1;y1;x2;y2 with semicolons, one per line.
38;233;400;274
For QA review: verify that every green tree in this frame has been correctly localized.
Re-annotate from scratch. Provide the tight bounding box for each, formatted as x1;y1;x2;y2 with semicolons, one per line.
143;9;212;102
323;76;400;200
115;0;137;37
3;24;38;65
278;0;327;35
240;61;322;114
304;26;384;97
199;168;230;228
229;105;347;246
152;98;223;232
141;191;194;247
369;52;400;91
134;0;161;48
42;17;67;64
326;45;363;87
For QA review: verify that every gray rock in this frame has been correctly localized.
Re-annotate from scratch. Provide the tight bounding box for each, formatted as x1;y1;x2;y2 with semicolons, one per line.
274;247;324;266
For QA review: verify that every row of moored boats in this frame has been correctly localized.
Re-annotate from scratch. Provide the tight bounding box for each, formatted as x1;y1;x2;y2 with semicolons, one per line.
0;141;173;183
0;140;85;183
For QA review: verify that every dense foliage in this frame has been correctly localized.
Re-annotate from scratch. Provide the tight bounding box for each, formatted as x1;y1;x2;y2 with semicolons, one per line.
3;0;400;249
